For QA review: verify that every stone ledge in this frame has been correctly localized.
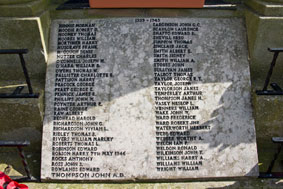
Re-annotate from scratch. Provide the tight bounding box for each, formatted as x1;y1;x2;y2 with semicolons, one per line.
50;8;243;20
0;0;48;17
22;179;283;188
250;84;283;172
245;0;283;17
0;12;50;81
0;152;40;179
256;139;283;172
251;93;283;172
244;9;283;84
0;0;35;5
252;93;283;138
0;80;44;152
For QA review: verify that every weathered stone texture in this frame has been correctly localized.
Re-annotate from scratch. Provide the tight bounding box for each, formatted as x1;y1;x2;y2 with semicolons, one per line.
42;18;258;181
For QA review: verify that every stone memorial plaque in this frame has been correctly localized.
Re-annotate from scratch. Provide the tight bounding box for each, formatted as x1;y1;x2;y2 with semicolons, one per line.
41;18;259;181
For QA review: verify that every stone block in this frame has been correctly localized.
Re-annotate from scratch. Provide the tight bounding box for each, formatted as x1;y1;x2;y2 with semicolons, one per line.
86;8;146;18
253;94;283;139
251;93;283;172
50;9;147;20
245;3;283;173
0;0;48;17
245;0;283;17
0;80;44;153
245;8;283;86
0;11;50;81
0;152;41;179
256;139;283;172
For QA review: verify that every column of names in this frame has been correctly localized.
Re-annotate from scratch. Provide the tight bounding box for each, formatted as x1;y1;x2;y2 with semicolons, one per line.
51;23;116;179
152;21;207;172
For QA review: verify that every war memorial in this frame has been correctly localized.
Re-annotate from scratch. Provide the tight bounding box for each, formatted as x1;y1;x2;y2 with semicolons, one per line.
0;0;283;188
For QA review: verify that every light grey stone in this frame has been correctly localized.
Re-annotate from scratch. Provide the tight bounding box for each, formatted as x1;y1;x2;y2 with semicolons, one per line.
41;18;258;181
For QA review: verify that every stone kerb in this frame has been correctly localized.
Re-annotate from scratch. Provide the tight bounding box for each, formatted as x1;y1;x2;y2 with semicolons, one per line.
245;0;283;173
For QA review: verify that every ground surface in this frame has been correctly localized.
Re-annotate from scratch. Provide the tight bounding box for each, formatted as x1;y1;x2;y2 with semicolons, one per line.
23;179;283;189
